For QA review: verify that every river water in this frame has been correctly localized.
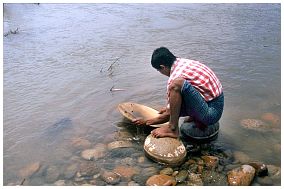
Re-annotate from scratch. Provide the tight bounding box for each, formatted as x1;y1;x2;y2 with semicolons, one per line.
3;3;281;185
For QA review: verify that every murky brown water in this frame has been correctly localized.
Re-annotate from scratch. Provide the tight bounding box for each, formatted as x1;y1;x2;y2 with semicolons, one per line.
3;3;281;185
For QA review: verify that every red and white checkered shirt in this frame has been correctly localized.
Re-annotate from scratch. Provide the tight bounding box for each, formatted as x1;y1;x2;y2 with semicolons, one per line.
167;58;222;102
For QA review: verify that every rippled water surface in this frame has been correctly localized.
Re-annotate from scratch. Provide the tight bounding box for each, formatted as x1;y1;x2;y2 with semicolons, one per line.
3;3;281;185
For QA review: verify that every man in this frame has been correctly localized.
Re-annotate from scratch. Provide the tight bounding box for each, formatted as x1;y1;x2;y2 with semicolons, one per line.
133;47;224;142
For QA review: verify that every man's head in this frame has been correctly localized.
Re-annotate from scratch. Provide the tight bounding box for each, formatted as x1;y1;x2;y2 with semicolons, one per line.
151;47;176;76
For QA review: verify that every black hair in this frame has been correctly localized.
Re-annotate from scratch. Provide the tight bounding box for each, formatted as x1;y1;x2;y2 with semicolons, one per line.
151;47;176;69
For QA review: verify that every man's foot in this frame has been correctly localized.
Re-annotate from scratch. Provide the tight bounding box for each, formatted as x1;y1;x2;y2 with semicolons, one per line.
151;125;178;138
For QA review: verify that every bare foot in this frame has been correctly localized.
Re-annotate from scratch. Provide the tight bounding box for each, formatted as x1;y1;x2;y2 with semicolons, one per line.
151;125;178;138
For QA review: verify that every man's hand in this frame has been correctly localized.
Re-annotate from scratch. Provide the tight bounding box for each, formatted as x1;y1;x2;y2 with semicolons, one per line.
158;107;167;114
132;117;146;126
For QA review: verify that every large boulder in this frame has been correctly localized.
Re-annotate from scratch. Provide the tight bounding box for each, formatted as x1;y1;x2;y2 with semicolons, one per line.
143;134;187;166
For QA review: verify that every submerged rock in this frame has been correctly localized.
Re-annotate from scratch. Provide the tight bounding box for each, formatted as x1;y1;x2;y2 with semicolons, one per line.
227;164;256;186
143;134;187;166
201;156;219;170
78;161;100;177
175;170;188;183
146;174;177;186
81;148;105;161
18;162;41;178
240;119;271;132
107;140;133;150
187;172;203;186
260;112;280;126
70;137;91;150
159;167;174;176
100;169;121;185
113;165;139;180
46;165;60;183
233;151;251;164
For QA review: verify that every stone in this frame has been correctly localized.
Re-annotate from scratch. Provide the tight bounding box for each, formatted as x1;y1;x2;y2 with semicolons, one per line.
18;162;41;178
143;134;187;166
159;167;174;176
64;164;78;179
107;140;133;150
128;181;140;186
54;180;66;186
113;165;139;180
267;164;281;180
78;161;100;177
71;137;91;149
120;157;136;166
261;112;280;126
187;173;203;186
146;174;177;186
46;165;60;183
240;119;270;132
81;148;105;161
233;151;251;164
248;162;268;177
100;169;121;185
227;165;256;186
175;170;188;183
137;156;145;164
201;156;219;170
140;167;158;177
256;176;273;185
201;170;228;185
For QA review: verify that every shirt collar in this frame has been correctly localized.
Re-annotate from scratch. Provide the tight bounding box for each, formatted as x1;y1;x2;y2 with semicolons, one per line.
170;58;180;76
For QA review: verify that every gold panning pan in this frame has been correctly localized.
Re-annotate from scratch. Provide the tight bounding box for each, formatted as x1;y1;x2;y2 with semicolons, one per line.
117;102;168;128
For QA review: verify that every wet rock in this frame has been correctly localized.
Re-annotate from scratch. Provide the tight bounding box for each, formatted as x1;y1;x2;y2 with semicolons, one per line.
128;181;140;186
146;174;177;186
107;140;133;150
240;119;269;132
187;173;203;186
78;161;100;177
273;143;281;154
64;164;78;179
256;176;273;185
18;162;41;178
175;170;188;183
113;165;139;180
100;169;121;185
159;167;174;175
120;157;136;166
141;166;158;177
137;156;145;164
46;165;60;183
202;170;228;185
81;148;105;161
227;165;256;186
107;147;136;158
143;134;186;165
71;137;91;150
114;130;133;141
267;164;281;180
248;162;268;177
233;151;251;164
201;156;219;170
54;180;66;186
261;112;280;125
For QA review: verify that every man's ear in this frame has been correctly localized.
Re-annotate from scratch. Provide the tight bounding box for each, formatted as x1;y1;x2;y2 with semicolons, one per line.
159;65;166;70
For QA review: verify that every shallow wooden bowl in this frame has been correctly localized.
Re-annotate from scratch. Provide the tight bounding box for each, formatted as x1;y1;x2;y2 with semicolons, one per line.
117;102;168;128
